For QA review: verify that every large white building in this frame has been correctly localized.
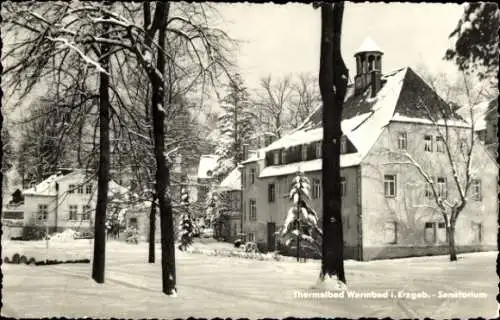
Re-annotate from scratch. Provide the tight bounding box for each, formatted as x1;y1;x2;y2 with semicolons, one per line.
1;170;128;239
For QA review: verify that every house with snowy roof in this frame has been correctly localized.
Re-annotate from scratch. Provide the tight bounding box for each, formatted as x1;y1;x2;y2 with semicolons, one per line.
3;169;129;239
211;166;243;241
240;38;497;260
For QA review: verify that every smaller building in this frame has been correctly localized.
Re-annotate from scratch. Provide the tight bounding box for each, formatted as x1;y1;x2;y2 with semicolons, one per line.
214;166;242;241
2;170;129;239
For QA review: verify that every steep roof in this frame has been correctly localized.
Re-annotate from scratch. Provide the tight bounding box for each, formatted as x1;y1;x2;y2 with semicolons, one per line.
23;170;128;198
354;37;383;55
216;167;241;191
258;67;469;178
197;155;219;179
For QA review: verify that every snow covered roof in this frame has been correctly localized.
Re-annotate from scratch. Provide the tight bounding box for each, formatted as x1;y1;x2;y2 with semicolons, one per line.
197;155;219;179
259;154;364;178
23;170;129;198
354;37;383;55
23;172;70;196
456;98;497;131
258;67;469;179
216;167;241;191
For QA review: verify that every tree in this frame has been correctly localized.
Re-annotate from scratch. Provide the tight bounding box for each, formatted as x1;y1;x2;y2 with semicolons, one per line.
317;2;348;284
289;73;322;128
255;75;293;140
385;73;492;262
214;73;257;181
279;171;321;262
92;6;112;284
445;3;500;82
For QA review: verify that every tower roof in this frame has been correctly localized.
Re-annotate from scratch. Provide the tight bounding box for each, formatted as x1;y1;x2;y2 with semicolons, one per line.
354;37;383;55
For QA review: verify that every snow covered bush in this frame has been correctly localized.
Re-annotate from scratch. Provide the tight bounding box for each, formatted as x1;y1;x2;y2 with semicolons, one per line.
278;171;322;261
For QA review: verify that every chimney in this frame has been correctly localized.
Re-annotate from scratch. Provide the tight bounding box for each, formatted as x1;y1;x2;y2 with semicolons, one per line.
370;70;381;98
242;144;249;161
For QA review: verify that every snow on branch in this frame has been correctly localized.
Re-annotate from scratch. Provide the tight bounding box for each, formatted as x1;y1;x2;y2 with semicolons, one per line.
47;36;109;75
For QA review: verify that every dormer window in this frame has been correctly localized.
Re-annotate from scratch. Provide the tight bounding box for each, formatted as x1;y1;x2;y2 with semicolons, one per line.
301;144;308;161
340;136;347;154
273;151;279;165
281;149;287;164
315;142;322;159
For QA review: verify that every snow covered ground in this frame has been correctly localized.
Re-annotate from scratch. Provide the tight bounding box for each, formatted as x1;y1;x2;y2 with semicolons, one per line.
2;239;497;318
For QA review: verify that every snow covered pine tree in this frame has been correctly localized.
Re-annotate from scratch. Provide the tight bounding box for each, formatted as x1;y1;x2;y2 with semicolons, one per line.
178;187;194;251
280;170;322;262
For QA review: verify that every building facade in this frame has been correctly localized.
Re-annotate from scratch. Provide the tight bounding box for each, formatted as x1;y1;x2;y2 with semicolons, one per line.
240;38;498;260
1;170;128;239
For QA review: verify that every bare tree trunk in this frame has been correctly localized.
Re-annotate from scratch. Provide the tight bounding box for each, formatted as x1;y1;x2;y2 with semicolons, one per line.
448;222;458;262
319;2;347;284
150;1;176;295
148;194;157;263
92;16;111;284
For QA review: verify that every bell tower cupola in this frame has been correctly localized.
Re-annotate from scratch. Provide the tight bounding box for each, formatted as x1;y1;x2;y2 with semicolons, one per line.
354;37;383;96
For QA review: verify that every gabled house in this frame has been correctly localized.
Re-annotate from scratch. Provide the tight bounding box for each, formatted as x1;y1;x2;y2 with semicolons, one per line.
240;38;497;260
213;166;242;241
3;169;129;238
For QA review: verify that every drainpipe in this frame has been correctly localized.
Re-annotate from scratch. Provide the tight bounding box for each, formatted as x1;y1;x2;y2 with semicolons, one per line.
55;182;59;232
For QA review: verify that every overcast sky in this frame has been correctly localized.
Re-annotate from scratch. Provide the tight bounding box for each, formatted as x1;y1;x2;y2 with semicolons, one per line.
216;2;463;89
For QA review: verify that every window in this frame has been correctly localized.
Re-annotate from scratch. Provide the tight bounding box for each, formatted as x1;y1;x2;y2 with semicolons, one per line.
268;183;276;203
85;183;93;194
249;200;257;221
38;204;48;220
81;205;91;221
242;201;246;222
424;222;435;243
233;224;237;236
247;232;255;242
384;175;396;197
340;177;347;197
437;222;447;243
312;179;321;199
3;211;23;220
315;142;322;158
77;185;84;194
424;135;433;152
471;222;482;243
69;205;78;221
384;222;397;244
250;168;256;184
437;177;447;199
471;179;482;201
436;136;445;153
301;144;308;161
424;181;434;199
68;184;76;194
273;151;280;165
340;136;347;154
397;132;407;150
425;222;447;243
477;129;486;142
281;149;287;164
241;169;246;187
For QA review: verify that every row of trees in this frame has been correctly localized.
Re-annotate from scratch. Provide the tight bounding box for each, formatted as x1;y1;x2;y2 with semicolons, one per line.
2;1;238;295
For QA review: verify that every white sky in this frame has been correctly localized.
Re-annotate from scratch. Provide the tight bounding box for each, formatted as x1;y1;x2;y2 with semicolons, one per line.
215;2;464;90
